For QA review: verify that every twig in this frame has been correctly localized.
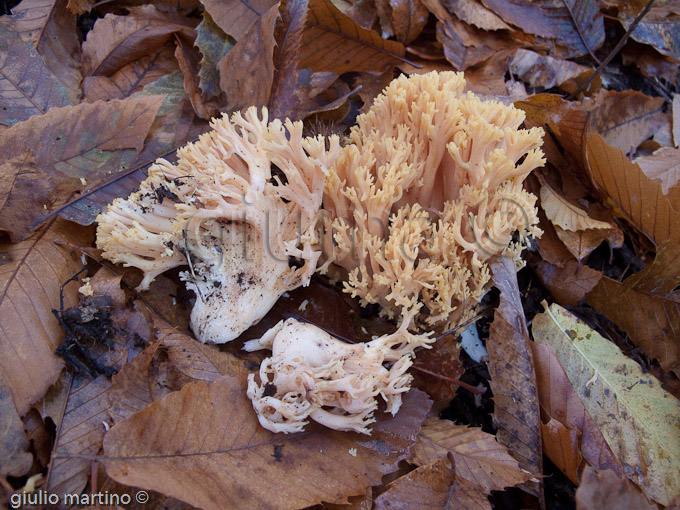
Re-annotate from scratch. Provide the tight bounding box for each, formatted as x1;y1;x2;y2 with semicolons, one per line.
562;0;601;65
411;364;487;394
575;0;655;97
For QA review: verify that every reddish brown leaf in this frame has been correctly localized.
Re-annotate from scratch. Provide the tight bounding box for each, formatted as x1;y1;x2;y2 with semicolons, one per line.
587;241;680;374
0;373;32;477
509;49;592;90
0;95;164;240
576;467;657;510
374;458;456;510
374;0;429;44
534;260;602;306
82;44;180;102
218;3;279;112
480;0;604;57
66;0;92;14
488;257;542;497
0;219;93;416
47;376;112;498
554;224;624;262
299;0;407;74
535;211;575;267
445;476;491;510
82;6;195;77
174;35;219;119
411;418;533;493
411;334;464;405
586;133;680;245
531;342;622;483
201;0;278;40
103;374;431;510
592;90;667;155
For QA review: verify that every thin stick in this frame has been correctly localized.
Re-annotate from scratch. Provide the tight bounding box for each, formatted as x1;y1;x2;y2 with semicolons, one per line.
411;365;487;394
562;0;601;65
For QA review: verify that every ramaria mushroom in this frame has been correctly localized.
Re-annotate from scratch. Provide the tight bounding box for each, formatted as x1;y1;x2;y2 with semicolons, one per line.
96;106;340;343
244;308;433;434
320;71;545;332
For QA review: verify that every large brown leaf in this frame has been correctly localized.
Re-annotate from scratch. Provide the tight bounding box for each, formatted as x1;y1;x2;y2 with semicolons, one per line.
373;0;429;44
411;418;532;493
47;376;112;498
534;260;602;307
509;49;592;90
575;467;657;510
0;219;92;416
81;5;195;77
201;0;279;40
195;12;234;100
0;95;164;240
480;0;604;58
103;374;431;510
587;241;680;374
487;258;542;497
0;373;32;477
531;341;621;484
586;133;680;245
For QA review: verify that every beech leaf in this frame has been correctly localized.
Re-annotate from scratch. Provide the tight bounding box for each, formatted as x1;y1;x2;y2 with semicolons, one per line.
411;417;533;493
540;183;612;231
195;12;233;100
0;219;92;416
0;374;32;477
532;303;680;506
534;260;602;307
201;0;278;40
103;374;431;510
488;257;542;495
575;466;657;510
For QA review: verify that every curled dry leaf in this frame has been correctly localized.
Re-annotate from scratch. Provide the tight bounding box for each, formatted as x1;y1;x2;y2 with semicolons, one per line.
534;260;602;307
586;133;680;245
411;417;533;493
488;258;542;494
587;240;680;374
201;0;278;40
0;95;164;240
81;5;195;77
374;0;429;44
575;466;657;510
509;49;592;90
47;376;112;498
103;374;431;510
540;183;612;231
531;341;622;484
532;303;680;506
373;458;456;510
0;219;92;416
195;12;233;100
553;223;624;263
174;35;220;119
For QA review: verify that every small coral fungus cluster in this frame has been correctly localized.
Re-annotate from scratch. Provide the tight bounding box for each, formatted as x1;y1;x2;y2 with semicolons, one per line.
95;71;544;434
320;71;544;332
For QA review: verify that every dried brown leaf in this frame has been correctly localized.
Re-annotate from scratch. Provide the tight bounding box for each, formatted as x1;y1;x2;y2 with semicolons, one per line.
509;49;592;90
411;335;464;405
535;211;575;267
619;6;680;62
0;373;32;477
195;11;233;100
48;376;112;497
174;35;219;119
540;183;612;231
587;241;680;374
531;341;622;484
374;458;456;510
576;466;657;510
636;146;680;198
103;374;431;510
553;224;623;262
442;0;510;31
82;5;195;77
0;219;93;416
488;257;542;496
374;0;429;44
66;0;92;15
586;133;680;245
534;260;602;307
0;95;164;240
593;90;667;155
299;0;407;74
674;93;679;147
218;3;279;112
480;0;604;58
445;477;491;510
82;44;180;102
201;0;278;40
411;418;532;493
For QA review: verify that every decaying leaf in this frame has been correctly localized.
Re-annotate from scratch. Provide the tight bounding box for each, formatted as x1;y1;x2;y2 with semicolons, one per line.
411;334;464;405
636;146;680;202
0;219;92;416
531;341;622;484
487;258;542;495
48;376;112;498
201;0;278;40
0;373;32;477
442;0;510;31
103;374;431;510
540;183;612;231
509;49;592;90
586;133;680;245
373;0;429;44
532;303;680;506
587;240;680;374
553;223;624;263
411;417;533;493
575;466;657;510
373;458;456;510
195;11;233;100
534;260;602;307
0;95;164;240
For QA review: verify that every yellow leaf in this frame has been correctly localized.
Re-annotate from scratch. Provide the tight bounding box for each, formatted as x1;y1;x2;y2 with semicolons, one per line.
532;303;680;506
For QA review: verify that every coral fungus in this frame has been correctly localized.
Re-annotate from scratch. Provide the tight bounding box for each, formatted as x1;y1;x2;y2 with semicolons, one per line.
321;71;545;331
